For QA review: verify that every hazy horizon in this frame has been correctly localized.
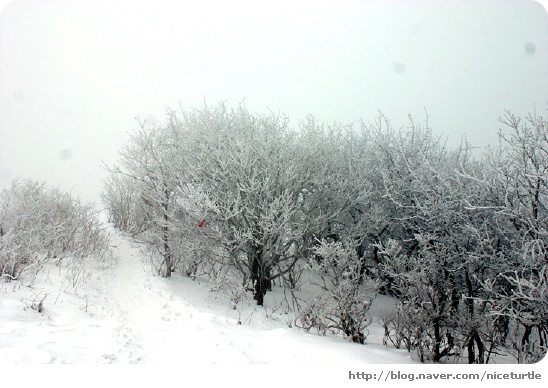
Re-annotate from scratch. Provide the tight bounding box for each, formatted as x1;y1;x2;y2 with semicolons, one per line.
1;0;547;204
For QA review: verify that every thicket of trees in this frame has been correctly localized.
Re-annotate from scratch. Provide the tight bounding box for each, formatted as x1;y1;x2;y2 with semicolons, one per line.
0;179;111;287
102;102;546;363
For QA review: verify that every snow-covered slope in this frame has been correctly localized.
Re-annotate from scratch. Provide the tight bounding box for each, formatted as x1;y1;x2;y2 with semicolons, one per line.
1;225;415;364
3;225;548;388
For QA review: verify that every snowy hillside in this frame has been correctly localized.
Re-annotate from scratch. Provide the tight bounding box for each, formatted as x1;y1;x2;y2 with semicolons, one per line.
0;223;415;364
2;223;548;388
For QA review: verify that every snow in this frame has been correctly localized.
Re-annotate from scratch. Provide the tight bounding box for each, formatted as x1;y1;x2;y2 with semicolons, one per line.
0;224;413;365
1;224;546;387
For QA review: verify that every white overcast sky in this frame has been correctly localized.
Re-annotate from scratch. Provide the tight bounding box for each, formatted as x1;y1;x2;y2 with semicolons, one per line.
0;0;547;204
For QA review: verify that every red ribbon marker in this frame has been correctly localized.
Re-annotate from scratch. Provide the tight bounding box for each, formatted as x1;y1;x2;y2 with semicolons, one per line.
198;219;205;228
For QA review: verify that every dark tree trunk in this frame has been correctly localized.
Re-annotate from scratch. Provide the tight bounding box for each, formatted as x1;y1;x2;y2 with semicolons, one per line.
162;189;171;278
250;247;271;306
464;271;485;363
521;325;532;348
473;330;485;364
163;223;171;277
496;315;510;345
253;277;270;306
433;317;442;362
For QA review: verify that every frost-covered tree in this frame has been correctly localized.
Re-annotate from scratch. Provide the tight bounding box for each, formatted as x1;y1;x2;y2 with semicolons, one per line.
171;103;384;306
101;100;546;360
170;103;320;305
477;110;548;363
105;102;383;306
372;115;504;363
297;117;378;271
376;108;547;364
103;117;183;277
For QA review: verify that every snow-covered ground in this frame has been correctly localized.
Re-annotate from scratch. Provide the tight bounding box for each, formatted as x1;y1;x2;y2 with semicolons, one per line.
0;224;414;364
1;224;546;387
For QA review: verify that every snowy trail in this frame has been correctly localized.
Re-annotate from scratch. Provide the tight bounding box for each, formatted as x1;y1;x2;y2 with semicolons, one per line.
98;232;253;363
96;234;155;362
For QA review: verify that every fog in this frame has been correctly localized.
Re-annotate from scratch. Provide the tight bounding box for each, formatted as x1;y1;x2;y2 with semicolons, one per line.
0;0;547;204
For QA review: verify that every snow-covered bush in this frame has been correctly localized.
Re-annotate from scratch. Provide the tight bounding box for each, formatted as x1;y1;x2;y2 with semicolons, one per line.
0;179;110;285
305;239;381;344
208;264;254;314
